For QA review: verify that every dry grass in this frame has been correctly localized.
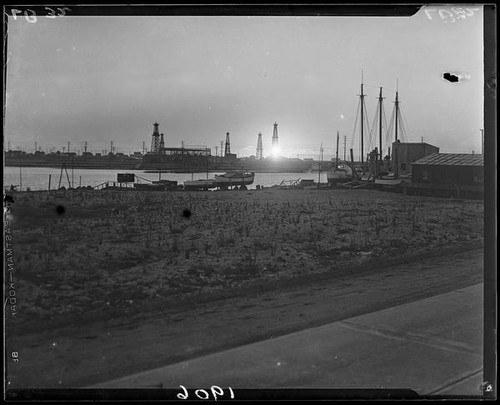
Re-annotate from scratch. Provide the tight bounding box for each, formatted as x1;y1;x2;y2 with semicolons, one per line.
7;188;483;330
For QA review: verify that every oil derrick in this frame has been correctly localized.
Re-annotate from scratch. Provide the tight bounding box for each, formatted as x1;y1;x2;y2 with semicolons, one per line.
224;132;231;156
160;133;165;149
151;122;161;153
272;122;279;147
256;132;263;159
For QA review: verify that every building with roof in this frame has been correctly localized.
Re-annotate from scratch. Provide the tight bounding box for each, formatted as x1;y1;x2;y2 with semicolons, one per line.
410;153;484;198
392;141;440;178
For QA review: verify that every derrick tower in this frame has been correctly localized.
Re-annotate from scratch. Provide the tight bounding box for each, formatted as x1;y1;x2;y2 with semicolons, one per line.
224;132;231;156
272;122;279;147
151;122;161;153
256;133;263;159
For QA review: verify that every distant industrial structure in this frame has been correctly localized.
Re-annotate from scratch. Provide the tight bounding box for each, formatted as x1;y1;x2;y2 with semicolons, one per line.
147;122;211;158
256;133;263;159
272;122;279;148
224;132;231;156
151;122;161;152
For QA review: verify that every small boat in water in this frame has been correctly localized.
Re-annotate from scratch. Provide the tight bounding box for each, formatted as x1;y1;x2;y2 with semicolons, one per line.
184;171;255;190
214;171;255;187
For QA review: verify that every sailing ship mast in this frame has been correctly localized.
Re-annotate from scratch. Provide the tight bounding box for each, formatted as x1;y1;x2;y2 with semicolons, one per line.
392;80;404;178
378;87;384;163
391;79;406;144
394;89;400;142
360;75;365;164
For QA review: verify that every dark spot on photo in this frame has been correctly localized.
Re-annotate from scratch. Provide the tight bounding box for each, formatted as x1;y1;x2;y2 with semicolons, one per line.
182;209;192;219
56;205;66;215
443;72;459;83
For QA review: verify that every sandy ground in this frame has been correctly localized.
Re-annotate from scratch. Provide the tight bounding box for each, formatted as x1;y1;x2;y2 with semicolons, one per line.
5;188;484;388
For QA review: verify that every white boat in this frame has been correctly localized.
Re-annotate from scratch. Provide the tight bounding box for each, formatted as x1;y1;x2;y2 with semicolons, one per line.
214;171;255;187
184;171;255;190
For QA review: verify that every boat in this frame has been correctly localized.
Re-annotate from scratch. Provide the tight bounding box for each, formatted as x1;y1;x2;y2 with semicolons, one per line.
183;171;255;191
214;171;255;188
327;162;353;184
327;131;354;184
151;179;178;190
183;178;218;191
133;183;169;191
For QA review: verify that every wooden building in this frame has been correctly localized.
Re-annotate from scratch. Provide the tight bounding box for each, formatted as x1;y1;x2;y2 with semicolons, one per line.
392;141;440;178
410;153;484;198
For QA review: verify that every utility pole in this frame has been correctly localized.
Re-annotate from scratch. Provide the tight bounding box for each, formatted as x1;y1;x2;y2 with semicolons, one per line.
336;131;339;167
318;142;324;187
343;136;347;162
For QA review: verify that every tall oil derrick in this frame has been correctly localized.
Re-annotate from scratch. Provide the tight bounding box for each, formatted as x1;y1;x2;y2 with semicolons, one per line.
224;132;231;156
256;132;263;159
151;122;161;153
160;133;165;150
272;122;279;147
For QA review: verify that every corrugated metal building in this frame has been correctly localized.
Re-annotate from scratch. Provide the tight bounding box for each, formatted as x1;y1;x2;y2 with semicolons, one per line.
411;153;484;198
392;141;440;177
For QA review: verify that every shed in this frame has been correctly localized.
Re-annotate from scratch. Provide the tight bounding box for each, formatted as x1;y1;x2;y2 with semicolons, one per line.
411;153;484;198
392;141;440;177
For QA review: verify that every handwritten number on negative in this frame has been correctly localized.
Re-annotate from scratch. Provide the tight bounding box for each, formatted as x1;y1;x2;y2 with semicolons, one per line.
7;7;71;22
45;7;57;18
424;7;479;22
177;385;234;400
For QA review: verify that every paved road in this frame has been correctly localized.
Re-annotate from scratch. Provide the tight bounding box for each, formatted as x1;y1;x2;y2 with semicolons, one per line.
95;283;483;397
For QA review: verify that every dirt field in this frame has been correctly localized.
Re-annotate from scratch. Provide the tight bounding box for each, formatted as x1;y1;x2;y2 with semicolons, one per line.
5;187;484;388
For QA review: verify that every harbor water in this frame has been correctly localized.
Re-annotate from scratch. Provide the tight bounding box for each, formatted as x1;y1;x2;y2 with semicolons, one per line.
3;167;329;191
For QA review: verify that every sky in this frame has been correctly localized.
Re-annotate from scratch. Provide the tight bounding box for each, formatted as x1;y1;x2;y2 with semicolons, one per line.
4;6;484;160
